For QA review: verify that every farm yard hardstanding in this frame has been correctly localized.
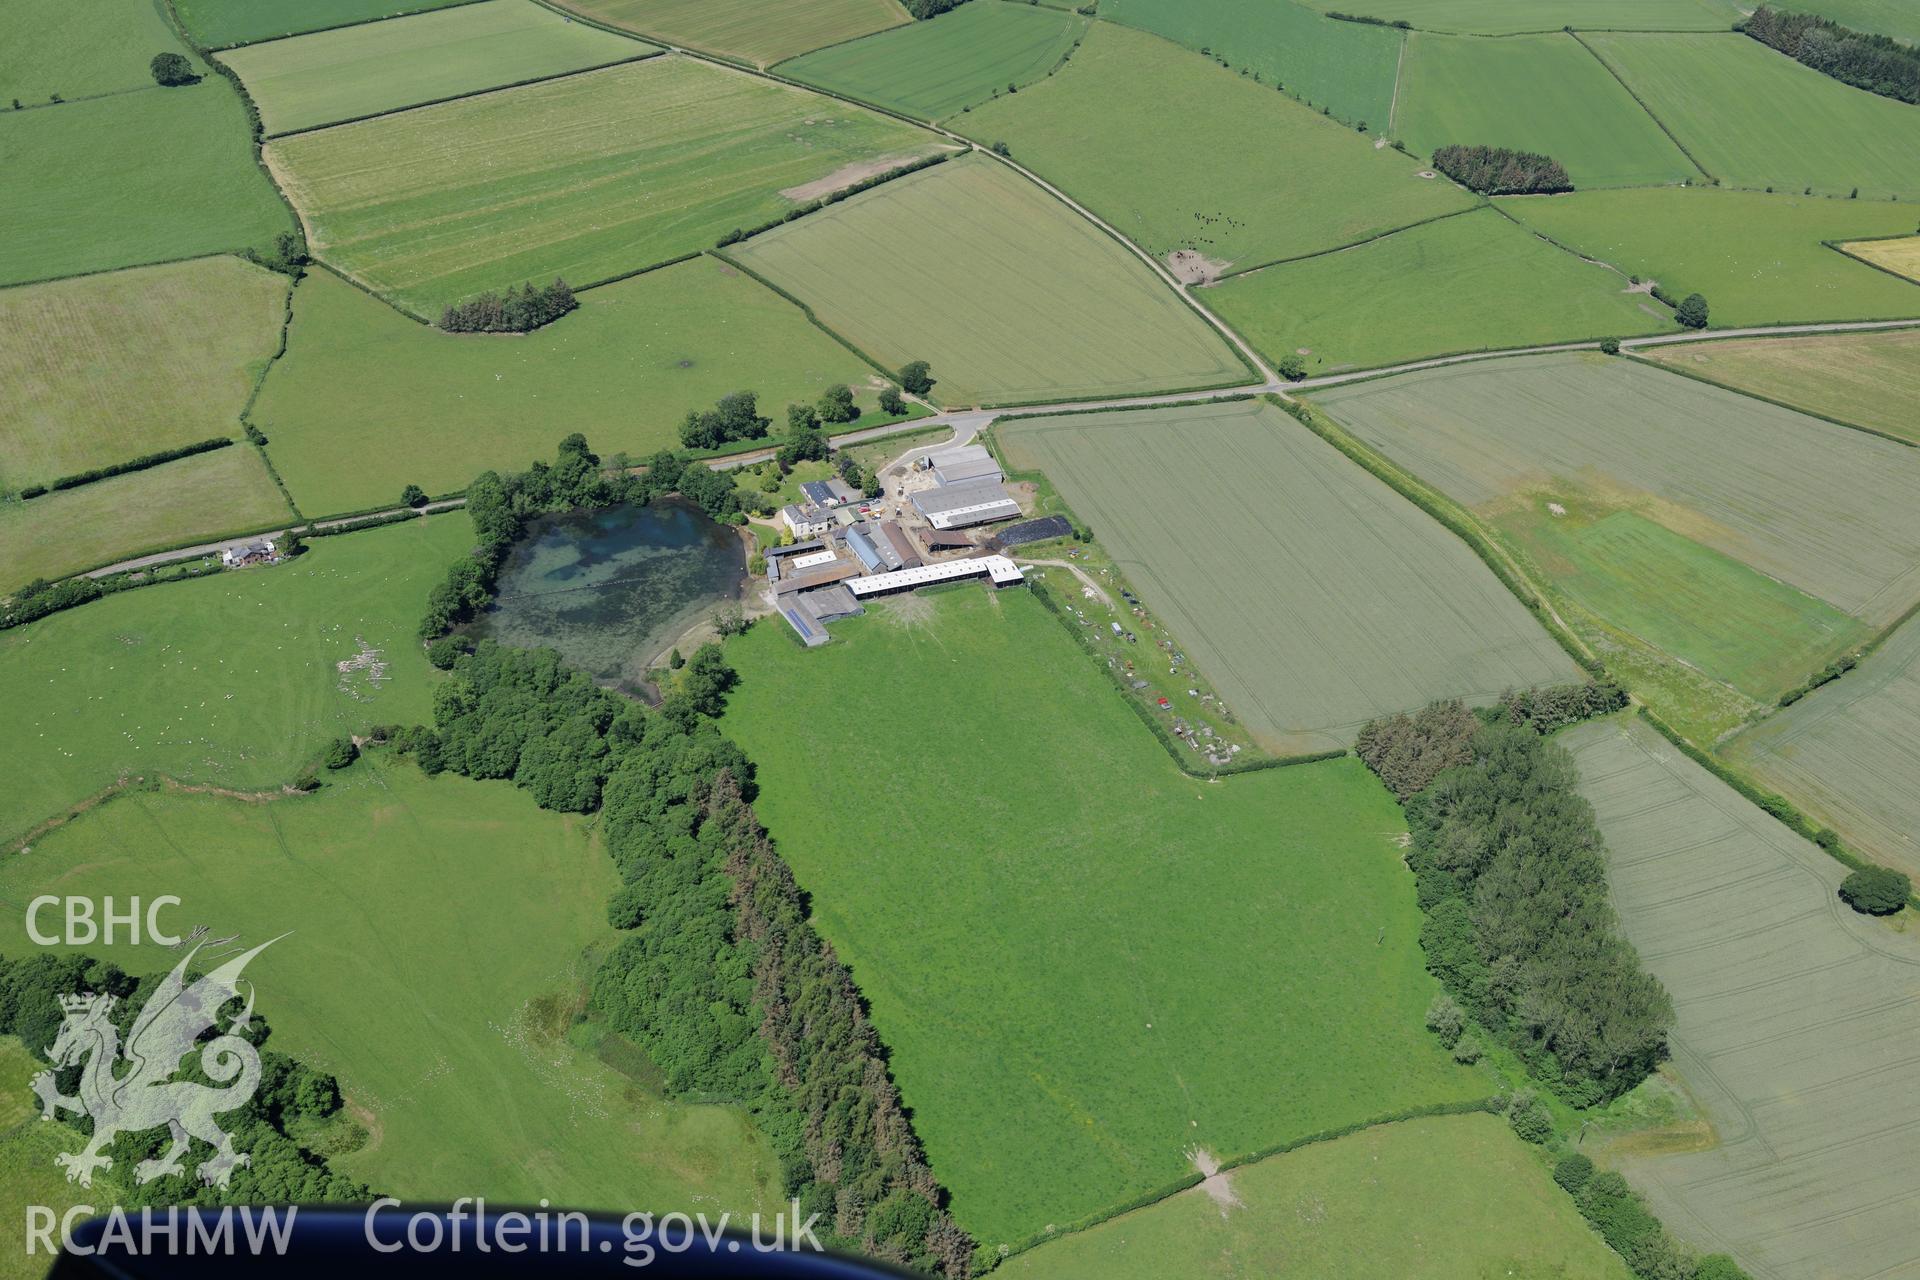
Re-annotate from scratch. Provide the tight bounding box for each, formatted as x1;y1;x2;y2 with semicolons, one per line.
5;0;1920;1277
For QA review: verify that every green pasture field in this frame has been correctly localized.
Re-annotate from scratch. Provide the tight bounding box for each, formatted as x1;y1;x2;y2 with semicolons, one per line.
1846;235;1920;284
0;81;295;286
1101;0;1401;128
959;22;1473;275
254;260;918;514
555;0;908;67
1644;328;1920;444
1793;0;1920;42
222;0;652;135
266;56;938;316
1726;615;1920;880
1502;189;1920;326
1315;353;1920;740
775;1;1085;121
1565;716;1920;1280
999;1114;1629;1280
1315;353;1920;624
1205;208;1662;374
0;758;780;1215
1497;505;1869;701
177;0;481;49
0;257;289;493
0;1041;103;1280
997;399;1580;753
729;155;1248;405
0;447;292;594
720;587;1484;1248
1;0;184;102
0;514;468;845
1298;0;1738;31
1393;33;1697;187
1586;32;1920;198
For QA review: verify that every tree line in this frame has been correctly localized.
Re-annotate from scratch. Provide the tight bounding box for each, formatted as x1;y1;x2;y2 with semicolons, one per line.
1358;691;1671;1107
382;633;973;1275
439;279;577;333
0;950;368;1207
1745;6;1920;105
13;437;233;501
1431;144;1572;195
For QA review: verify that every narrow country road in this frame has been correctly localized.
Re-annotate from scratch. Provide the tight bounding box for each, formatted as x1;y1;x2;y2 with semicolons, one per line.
83;500;465;579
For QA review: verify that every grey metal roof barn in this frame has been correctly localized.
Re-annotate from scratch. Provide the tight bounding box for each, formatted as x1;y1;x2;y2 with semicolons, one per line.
910;478;1020;529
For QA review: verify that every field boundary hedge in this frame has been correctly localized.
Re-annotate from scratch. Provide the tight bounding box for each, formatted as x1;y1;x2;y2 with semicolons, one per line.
199;0;495;52
13;438;234;501
986;1098;1504;1266
1210;205;1485;284
1621;347;1920;449
990;392;1258;425
1565;31;1713;181
1280;395;1602;675
260;49;664;140
978;377;1260;411
1025;575;1346;777
707;248;910;391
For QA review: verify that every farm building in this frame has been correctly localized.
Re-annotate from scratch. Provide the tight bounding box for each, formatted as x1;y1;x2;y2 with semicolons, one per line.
926;443;1003;487
845;555;1025;598
911;478;1021;530
781;504;835;538
771;559;864;597
879;521;923;569
918;528;975;554
800;478;862;508
763;539;828;584
846;524;905;573
220;537;277;566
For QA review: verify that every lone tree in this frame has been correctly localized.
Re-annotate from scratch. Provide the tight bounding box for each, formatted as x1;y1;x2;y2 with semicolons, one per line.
1839;866;1910;915
150;52;196;86
878;386;906;415
898;360;934;395
402;483;428;507
816;383;857;425
322;737;358;770
1277;353;1306;381
1675;292;1710;329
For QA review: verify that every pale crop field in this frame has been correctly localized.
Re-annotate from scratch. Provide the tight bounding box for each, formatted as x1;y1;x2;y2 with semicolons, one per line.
1315;354;1920;626
997;399;1581;752
1298;0;1740;33
959;21;1474;273
1206;208;1662;374
729;155;1249;405
0;446;292;592
0;257;289;492
1845;235;1920;284
266;56;937;315
222;0;652;135
253;259;918;514
776;0;1086;121
1726;615;1920;880
1644;327;1920;445
555;0;908;67
1502;188;1920;326
1565;715;1920;1280
1586;32;1920;199
1393;33;1697;188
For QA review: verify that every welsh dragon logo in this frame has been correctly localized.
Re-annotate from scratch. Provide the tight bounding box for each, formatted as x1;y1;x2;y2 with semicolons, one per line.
32;937;282;1190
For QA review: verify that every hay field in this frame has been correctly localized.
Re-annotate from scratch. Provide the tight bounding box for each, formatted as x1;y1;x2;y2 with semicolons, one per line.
729;155;1249;405
719;587;1484;1248
222;0;652;135
176;0;480;48
1586;33;1920;199
1845;235;1920;284
0;758;780;1215
997;399;1580;752
0;82;295;286
1503;189;1920;326
1394;33;1697;188
776;1;1086;121
1206;208;1661;374
1644;328;1920;444
254;260;919;513
0;257;289;492
266;56;937;315
1727;616;1920;879
1298;0;1740;32
1101;0;1400;128
555;0;907;67
1;0;185;101
998;1114;1629;1280
959;22;1474;274
0;447;291;593
1315;354;1920;626
1565;716;1920;1280
0;515;469;845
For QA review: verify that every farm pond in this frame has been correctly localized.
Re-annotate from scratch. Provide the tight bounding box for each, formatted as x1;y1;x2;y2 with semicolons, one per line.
469;498;746;694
